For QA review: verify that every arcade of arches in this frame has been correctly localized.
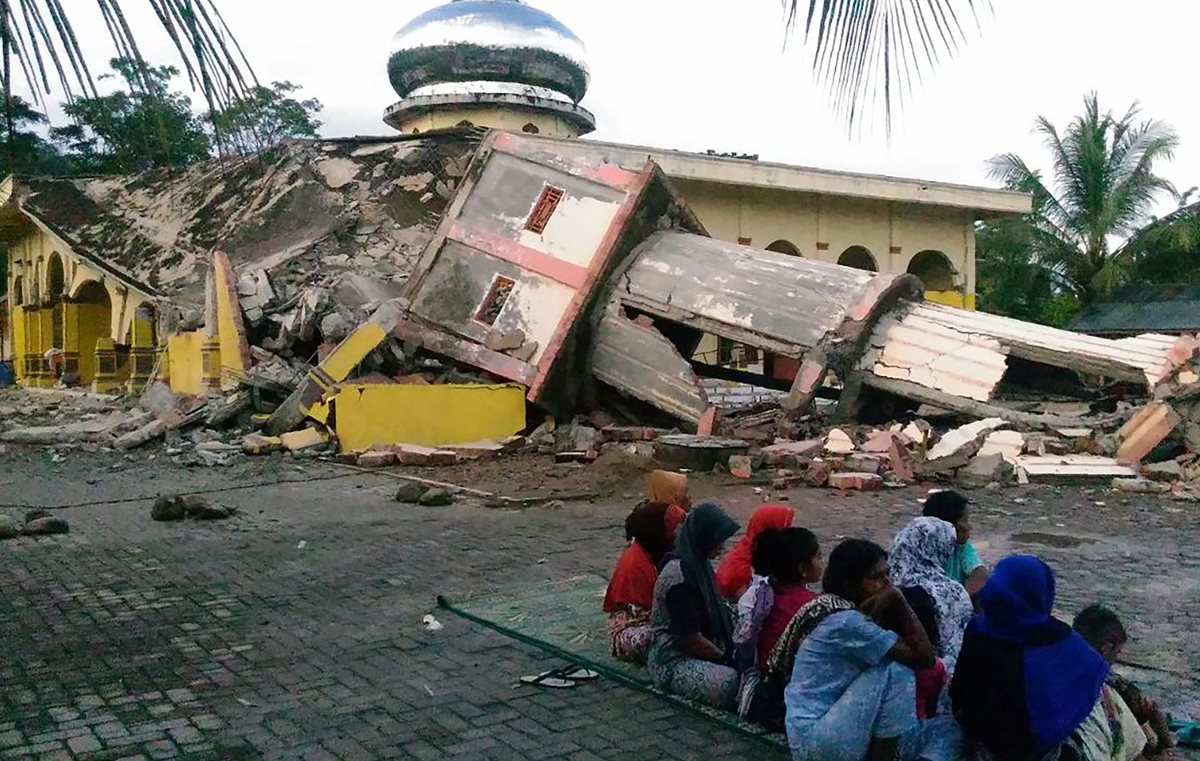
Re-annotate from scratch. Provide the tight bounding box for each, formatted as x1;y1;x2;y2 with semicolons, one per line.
4;229;158;392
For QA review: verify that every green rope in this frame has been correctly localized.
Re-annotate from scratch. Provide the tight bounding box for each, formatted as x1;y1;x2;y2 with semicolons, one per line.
436;594;788;754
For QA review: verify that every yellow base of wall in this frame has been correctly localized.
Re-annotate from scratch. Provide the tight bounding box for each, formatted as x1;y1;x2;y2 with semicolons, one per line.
331;383;526;452
167;332;206;396
924;290;974;309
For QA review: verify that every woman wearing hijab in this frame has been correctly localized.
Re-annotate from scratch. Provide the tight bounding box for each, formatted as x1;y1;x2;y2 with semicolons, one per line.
890;517;974;674
646;502;741;709
603;500;688;662
782;539;961;761
716;504;796;599
647;470;691;512
951;556;1116;761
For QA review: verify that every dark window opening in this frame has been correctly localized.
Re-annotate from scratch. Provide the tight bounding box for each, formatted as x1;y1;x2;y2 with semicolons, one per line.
522;122;540;134
456;120;474;128
526;185;565;234
475;276;516;326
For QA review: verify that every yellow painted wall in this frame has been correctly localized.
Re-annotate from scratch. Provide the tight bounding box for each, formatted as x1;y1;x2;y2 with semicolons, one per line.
212;253;248;391
75;297;110;385
167;332;206;395
10;305;25;381
332;383;527;452
396;107;584;138
305;322;389;425
671;180;974;310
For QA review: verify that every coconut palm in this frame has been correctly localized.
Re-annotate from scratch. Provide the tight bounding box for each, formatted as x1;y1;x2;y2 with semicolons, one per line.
985;93;1187;309
785;0;988;133
1;1;253;163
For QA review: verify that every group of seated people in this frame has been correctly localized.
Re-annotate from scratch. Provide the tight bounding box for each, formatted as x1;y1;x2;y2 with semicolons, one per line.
603;473;1178;761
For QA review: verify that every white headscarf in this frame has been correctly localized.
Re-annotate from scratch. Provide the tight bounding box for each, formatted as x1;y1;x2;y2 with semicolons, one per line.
891;516;974;673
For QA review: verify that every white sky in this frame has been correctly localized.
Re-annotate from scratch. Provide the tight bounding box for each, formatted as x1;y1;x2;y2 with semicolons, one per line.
18;0;1200;207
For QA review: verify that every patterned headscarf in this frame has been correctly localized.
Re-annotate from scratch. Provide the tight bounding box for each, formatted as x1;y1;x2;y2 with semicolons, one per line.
891;516;974;672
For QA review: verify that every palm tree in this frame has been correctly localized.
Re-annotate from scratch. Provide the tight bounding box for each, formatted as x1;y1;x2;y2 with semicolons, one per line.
986;94;1186;308
784;0;988;133
1;1;254;164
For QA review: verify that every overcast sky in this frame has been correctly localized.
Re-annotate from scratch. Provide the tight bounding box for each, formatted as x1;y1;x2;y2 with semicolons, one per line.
24;0;1200;208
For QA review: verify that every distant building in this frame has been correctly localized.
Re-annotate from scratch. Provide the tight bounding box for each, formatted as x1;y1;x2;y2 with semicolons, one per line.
1071;285;1200;337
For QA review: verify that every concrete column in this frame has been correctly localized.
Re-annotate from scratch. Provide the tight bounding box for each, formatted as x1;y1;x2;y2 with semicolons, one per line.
92;337;120;394
126;309;157;391
202;338;222;390
60;301;82;379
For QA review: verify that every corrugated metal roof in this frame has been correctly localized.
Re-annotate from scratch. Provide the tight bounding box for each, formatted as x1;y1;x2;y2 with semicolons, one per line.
1070;285;1200;334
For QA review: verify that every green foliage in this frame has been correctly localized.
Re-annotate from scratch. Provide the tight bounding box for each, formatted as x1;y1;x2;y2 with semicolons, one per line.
209;81;322;155
0;96;67;176
50;57;210;174
979;93;1198;325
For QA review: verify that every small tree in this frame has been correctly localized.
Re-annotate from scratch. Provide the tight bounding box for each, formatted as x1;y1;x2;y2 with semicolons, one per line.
209;81;322;155
52;57;211;174
0;96;67;176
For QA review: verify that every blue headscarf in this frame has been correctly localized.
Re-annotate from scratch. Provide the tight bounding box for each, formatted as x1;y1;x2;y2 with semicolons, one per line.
963;555;1109;757
674;502;740;653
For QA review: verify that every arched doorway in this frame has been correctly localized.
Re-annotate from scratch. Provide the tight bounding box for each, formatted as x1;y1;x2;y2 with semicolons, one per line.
73;282;112;387
10;276;26;380
765;239;802;257
907;250;957;291
46;254;65;350
838;245;878;272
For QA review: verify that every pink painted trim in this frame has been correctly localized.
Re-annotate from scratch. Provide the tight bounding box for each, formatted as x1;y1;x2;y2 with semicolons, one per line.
450;224;587;289
527;161;656;402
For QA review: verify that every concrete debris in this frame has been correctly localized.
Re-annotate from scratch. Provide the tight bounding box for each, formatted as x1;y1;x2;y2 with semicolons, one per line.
654;435;750;472
394;483;428;503
824;429;856;455
151;495;233;522
279;428;330;453
923;419;1008;474
1142;460;1184;482
23;516;69;536
417;487;455;507
828;472;884;491
1113;478;1171;495
1015;455;1138;483
728;455;754;479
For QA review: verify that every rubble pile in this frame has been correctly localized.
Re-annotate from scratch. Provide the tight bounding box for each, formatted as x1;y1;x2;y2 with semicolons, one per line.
5;130;1200;503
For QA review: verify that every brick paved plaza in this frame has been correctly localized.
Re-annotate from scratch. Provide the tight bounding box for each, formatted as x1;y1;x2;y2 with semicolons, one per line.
1;448;1197;760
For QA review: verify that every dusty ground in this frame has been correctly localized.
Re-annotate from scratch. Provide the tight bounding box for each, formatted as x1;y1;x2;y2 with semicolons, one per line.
0;427;1198;760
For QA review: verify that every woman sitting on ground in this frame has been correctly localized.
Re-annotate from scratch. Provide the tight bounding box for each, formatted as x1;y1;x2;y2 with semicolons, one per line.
646;502;741;710
890;517;975;674
647;470;691;513
754;527;823;667
603;500;687;662
952;556;1145;761
783;539;960;761
922;489;989;595
716;504;795;600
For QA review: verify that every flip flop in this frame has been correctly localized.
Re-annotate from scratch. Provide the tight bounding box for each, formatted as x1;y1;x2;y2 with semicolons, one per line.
519;673;576;689
520;665;599;688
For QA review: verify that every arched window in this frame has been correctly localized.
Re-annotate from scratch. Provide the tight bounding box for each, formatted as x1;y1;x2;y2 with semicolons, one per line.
47;254;65;300
837;245;878;272
907;250;957;291
12;277;23;306
765;239;801;257
522;122;541;135
456;120;474;128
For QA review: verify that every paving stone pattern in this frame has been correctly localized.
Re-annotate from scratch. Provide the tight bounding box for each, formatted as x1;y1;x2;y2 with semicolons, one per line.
1;450;1198;760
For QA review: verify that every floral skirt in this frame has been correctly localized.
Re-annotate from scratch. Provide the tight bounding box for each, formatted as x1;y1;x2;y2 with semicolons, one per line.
608;607;654;663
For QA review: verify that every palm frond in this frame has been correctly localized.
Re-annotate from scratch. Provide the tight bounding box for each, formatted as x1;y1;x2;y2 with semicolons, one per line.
785;0;988;134
1;1;254;110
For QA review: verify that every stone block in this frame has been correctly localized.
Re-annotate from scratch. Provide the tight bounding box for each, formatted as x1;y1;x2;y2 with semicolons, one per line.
279;428;329;453
242;434;281;456
958;453;1016;488
654;435;749;471
602;426;667;443
1113;478;1170;494
844;453;884;474
828;472;883;491
418;488;455;507
729;455;753;479
1117;401;1183;465
23;516;70;535
759;439;824;468
924;418;1007;474
824;429;855;455
357;450;397;468
805;458;830;487
862;430;911;454
1142;460;1183;483
394;483;428;503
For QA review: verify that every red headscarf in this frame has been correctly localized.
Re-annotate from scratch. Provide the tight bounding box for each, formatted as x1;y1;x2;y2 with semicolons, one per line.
715;504;795;599
603;504;687;613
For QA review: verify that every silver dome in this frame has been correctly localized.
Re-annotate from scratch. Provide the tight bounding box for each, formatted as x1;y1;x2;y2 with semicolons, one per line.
388;0;590;103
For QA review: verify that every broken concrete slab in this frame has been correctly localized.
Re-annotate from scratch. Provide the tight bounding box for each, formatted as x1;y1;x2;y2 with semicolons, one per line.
1117;401;1183;466
978;430;1025;460
1142;460;1184;483
279;428;330;453
824;429;855;455
828;472;884;491
923;418;1007;474
485;328;526;353
654;435;749;472
1016;455;1138;483
729;455;753;479
242;434;281;455
602;426;668;443
862;430;911;454
760;439;824;468
1112;477;1171;494
959;452;1016;488
357;450;398;468
844;453;885;475
394;444;458;466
